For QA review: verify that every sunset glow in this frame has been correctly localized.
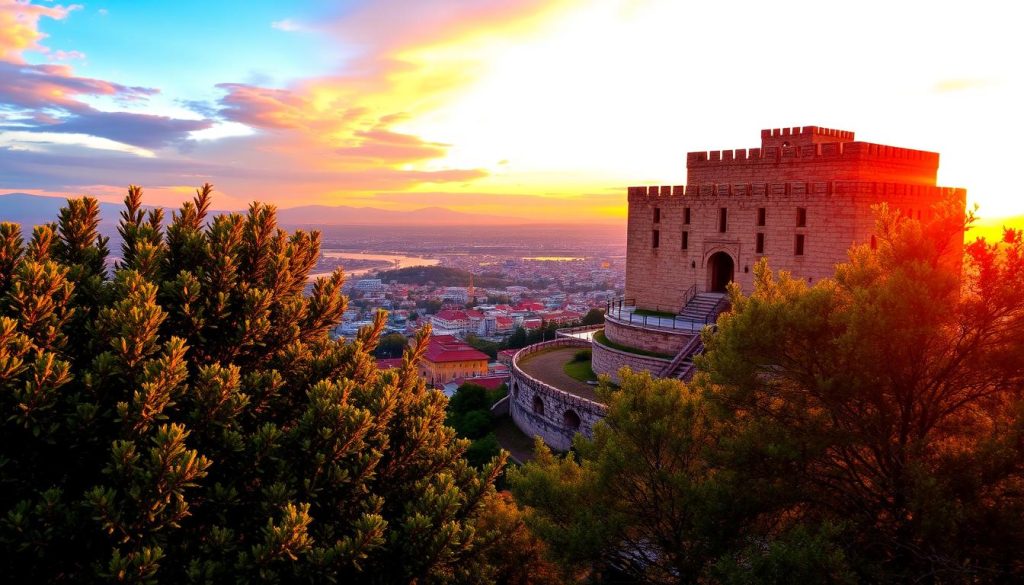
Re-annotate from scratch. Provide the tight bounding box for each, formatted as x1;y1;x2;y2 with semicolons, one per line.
2;0;1022;231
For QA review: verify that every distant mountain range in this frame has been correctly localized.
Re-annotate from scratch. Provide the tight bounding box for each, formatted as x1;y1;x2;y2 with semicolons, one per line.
0;192;530;228
275;204;515;226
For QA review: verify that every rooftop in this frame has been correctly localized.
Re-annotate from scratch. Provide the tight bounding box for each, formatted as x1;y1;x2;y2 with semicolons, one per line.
423;335;490;363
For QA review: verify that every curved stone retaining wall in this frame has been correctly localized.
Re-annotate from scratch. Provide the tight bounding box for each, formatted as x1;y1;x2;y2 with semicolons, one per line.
510;338;607;452
603;316;696;354
591;332;672;383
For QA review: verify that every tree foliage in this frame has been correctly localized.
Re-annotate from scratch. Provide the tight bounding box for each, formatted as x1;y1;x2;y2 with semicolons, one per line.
372;332;407;359
447;383;504;467
0;186;529;584
510;372;851;583
702;205;1024;581
580;309;604;326
512;202;1024;583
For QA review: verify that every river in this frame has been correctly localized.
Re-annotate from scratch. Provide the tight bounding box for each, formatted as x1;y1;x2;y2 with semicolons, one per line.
308;250;440;280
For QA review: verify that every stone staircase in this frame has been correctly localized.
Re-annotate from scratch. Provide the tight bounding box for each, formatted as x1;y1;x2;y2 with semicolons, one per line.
657;292;729;380
660;333;703;380
677;292;727;323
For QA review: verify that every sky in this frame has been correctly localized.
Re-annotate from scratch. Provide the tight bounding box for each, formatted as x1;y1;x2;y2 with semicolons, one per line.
1;0;1022;229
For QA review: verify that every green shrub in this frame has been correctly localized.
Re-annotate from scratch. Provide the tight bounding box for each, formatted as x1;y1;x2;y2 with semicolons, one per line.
0;187;514;583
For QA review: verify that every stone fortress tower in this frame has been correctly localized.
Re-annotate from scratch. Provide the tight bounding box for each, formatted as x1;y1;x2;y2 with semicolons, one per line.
593;125;966;382
509;125;965;451
626;125;964;306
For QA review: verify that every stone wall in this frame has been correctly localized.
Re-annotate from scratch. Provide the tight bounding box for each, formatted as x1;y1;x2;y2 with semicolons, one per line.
603;317;694;355
621;128;965;313
686;143;940;186
625;182;965;311
509;338;606;452
591;332;672;383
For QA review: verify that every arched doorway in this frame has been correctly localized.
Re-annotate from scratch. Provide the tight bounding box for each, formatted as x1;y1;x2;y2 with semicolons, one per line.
707;252;734;292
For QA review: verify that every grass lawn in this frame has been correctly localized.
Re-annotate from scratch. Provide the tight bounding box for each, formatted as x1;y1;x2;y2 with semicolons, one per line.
563;358;597;383
593;330;674;360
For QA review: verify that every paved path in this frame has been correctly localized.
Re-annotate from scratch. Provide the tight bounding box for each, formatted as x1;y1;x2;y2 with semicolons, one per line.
518;347;599;402
493;417;538;464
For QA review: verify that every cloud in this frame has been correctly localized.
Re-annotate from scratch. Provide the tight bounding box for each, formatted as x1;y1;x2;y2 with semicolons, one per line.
0;61;210;149
11;110;212;149
0;0;81;61
324;0;568;53
50;49;85;61
0;0;574;216
213;81;481;171
271;18;303;32
336;128;449;164
0;61;154;110
216;83;330;130
0;3;214;152
0;139;486;202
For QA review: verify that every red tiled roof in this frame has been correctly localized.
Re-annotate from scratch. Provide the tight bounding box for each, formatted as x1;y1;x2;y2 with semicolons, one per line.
434;309;468;321
423;336;489;363
431;334;461;344
375;358;404;370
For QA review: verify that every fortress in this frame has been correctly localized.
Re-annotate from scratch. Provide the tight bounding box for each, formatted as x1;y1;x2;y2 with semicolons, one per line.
627;125;964;306
508;125;966;450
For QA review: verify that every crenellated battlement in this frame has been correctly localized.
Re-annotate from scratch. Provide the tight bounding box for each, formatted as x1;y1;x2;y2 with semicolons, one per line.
687;141;937;165
760;125;855;143
627;181;965;202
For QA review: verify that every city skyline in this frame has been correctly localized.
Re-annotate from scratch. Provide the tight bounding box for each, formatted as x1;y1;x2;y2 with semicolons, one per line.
2;0;1022;233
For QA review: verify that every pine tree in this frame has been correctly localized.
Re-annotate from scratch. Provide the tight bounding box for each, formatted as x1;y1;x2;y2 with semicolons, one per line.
700;204;1024;581
0;185;532;583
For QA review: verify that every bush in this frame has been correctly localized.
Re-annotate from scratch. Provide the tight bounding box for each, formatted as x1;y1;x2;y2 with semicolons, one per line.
457;411;493;440
0;187;514;583
448;383;491;415
465;433;502;469
573;348;592;362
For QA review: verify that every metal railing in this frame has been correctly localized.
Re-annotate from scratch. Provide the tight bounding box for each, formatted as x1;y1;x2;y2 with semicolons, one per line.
555;323;605;339
605;297;715;332
681;284;698;311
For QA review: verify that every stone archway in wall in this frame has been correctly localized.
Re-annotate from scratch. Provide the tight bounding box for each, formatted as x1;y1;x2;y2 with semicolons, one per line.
707;251;735;293
563;409;581;431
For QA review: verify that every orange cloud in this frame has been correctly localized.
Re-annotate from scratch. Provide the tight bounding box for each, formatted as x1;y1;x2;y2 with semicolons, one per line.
324;0;571;53
0;0;79;61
